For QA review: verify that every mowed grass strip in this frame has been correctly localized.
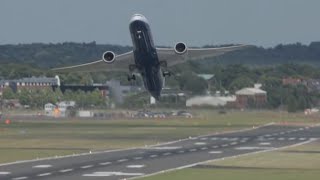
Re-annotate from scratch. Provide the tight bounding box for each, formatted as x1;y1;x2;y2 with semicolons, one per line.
140;140;320;180
0;110;318;164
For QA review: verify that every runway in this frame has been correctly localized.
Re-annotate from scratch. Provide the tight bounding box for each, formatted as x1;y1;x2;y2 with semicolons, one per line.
0;124;319;180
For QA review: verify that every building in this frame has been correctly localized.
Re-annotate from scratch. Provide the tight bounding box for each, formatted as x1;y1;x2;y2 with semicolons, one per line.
44;101;75;117
235;85;267;109
186;95;236;107
0;76;59;95
282;77;303;86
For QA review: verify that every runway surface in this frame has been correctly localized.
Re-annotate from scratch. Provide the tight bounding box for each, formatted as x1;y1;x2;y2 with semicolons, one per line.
0;124;319;180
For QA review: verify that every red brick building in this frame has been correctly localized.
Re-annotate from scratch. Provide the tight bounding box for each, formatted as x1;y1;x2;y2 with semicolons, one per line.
235;87;267;109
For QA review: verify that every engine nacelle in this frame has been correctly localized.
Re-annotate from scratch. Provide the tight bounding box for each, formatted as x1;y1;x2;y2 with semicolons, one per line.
174;42;188;55
102;51;116;63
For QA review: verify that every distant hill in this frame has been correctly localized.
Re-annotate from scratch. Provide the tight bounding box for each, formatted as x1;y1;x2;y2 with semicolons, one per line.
0;42;320;70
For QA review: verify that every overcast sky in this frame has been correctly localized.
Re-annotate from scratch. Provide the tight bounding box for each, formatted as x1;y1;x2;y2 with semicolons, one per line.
0;0;319;47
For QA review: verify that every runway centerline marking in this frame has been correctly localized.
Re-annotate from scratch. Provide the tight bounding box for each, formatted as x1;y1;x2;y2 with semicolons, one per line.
127;165;145;169
0;172;11;175
118;159;129;162
81;165;94;169
59;169;73;173
147;146;182;150
235;146;274;150
134;157;143;160
99;162;111;166
209;151;223;154
37;173;52;177
12;177;28;180
260;142;271;146
195;142;207;145
83;172;145;177
32;164;52;168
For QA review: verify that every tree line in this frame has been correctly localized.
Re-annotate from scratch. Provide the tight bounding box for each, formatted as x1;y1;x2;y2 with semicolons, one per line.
0;41;320;70
2;88;107;109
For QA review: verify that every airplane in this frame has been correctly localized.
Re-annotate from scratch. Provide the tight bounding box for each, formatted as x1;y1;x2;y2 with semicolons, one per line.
53;14;251;100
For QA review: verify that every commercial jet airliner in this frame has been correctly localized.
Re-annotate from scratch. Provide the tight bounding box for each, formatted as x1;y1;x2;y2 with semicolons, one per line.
53;14;251;100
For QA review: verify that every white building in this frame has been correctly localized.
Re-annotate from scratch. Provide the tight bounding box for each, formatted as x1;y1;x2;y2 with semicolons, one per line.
44;101;76;117
186;96;236;107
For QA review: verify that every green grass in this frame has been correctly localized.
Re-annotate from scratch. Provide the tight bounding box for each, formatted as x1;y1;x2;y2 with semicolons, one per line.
140;140;320;180
0;110;318;164
140;168;320;180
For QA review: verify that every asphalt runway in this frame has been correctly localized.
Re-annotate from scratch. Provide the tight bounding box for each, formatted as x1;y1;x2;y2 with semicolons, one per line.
0;124;319;180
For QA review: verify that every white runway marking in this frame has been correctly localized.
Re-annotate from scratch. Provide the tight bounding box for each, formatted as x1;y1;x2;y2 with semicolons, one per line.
289;137;296;141
230;142;238;145
299;138;306;141
235;147;274;150
195;142;207;145
127;165;145;169
32;164;52;168
163;152;171;156
118;159;128;162
99;162;111;166
212;145;219;148
134;157;143;160
12;177;28;180
0;172;10;175
278;137;285;141
200;137;208;140
209;151;222;154
59;169;73;173
260;142;271;146
150;155;158;158
147;146;181;150
83;172;145;177
222;144;229;147
81;165;93;169
37;173;51;177
201;147;208;150
189;149;197;152
178;150;185;153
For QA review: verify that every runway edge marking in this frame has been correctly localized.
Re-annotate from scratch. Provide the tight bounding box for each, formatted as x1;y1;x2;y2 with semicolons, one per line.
126;138;319;180
0;122;292;167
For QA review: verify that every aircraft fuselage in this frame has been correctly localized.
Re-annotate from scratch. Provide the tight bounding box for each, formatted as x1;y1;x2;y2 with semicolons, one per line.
129;15;163;100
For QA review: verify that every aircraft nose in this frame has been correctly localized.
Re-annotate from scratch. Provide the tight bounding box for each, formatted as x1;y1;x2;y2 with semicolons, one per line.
130;14;148;24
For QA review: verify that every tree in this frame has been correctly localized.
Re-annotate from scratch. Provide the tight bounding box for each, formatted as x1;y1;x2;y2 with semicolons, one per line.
178;72;208;95
287;95;298;112
2;88;16;99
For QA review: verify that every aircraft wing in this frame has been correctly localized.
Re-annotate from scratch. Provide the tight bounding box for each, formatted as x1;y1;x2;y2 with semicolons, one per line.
157;44;251;67
52;51;134;72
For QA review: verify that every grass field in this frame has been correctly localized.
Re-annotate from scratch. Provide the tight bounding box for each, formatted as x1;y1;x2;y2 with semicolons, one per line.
0;110;318;163
140;138;320;180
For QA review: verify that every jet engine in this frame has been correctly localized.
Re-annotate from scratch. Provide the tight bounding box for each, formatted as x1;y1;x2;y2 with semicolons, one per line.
102;51;116;63
174;42;188;55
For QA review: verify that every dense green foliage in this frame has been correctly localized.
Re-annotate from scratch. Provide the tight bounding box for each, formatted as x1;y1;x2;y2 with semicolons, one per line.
1;42;320;69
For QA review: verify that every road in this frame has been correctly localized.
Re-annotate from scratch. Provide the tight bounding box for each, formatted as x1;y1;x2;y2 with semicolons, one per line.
0;124;319;180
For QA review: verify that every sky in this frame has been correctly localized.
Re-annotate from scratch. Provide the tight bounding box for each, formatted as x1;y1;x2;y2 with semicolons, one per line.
0;0;320;47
